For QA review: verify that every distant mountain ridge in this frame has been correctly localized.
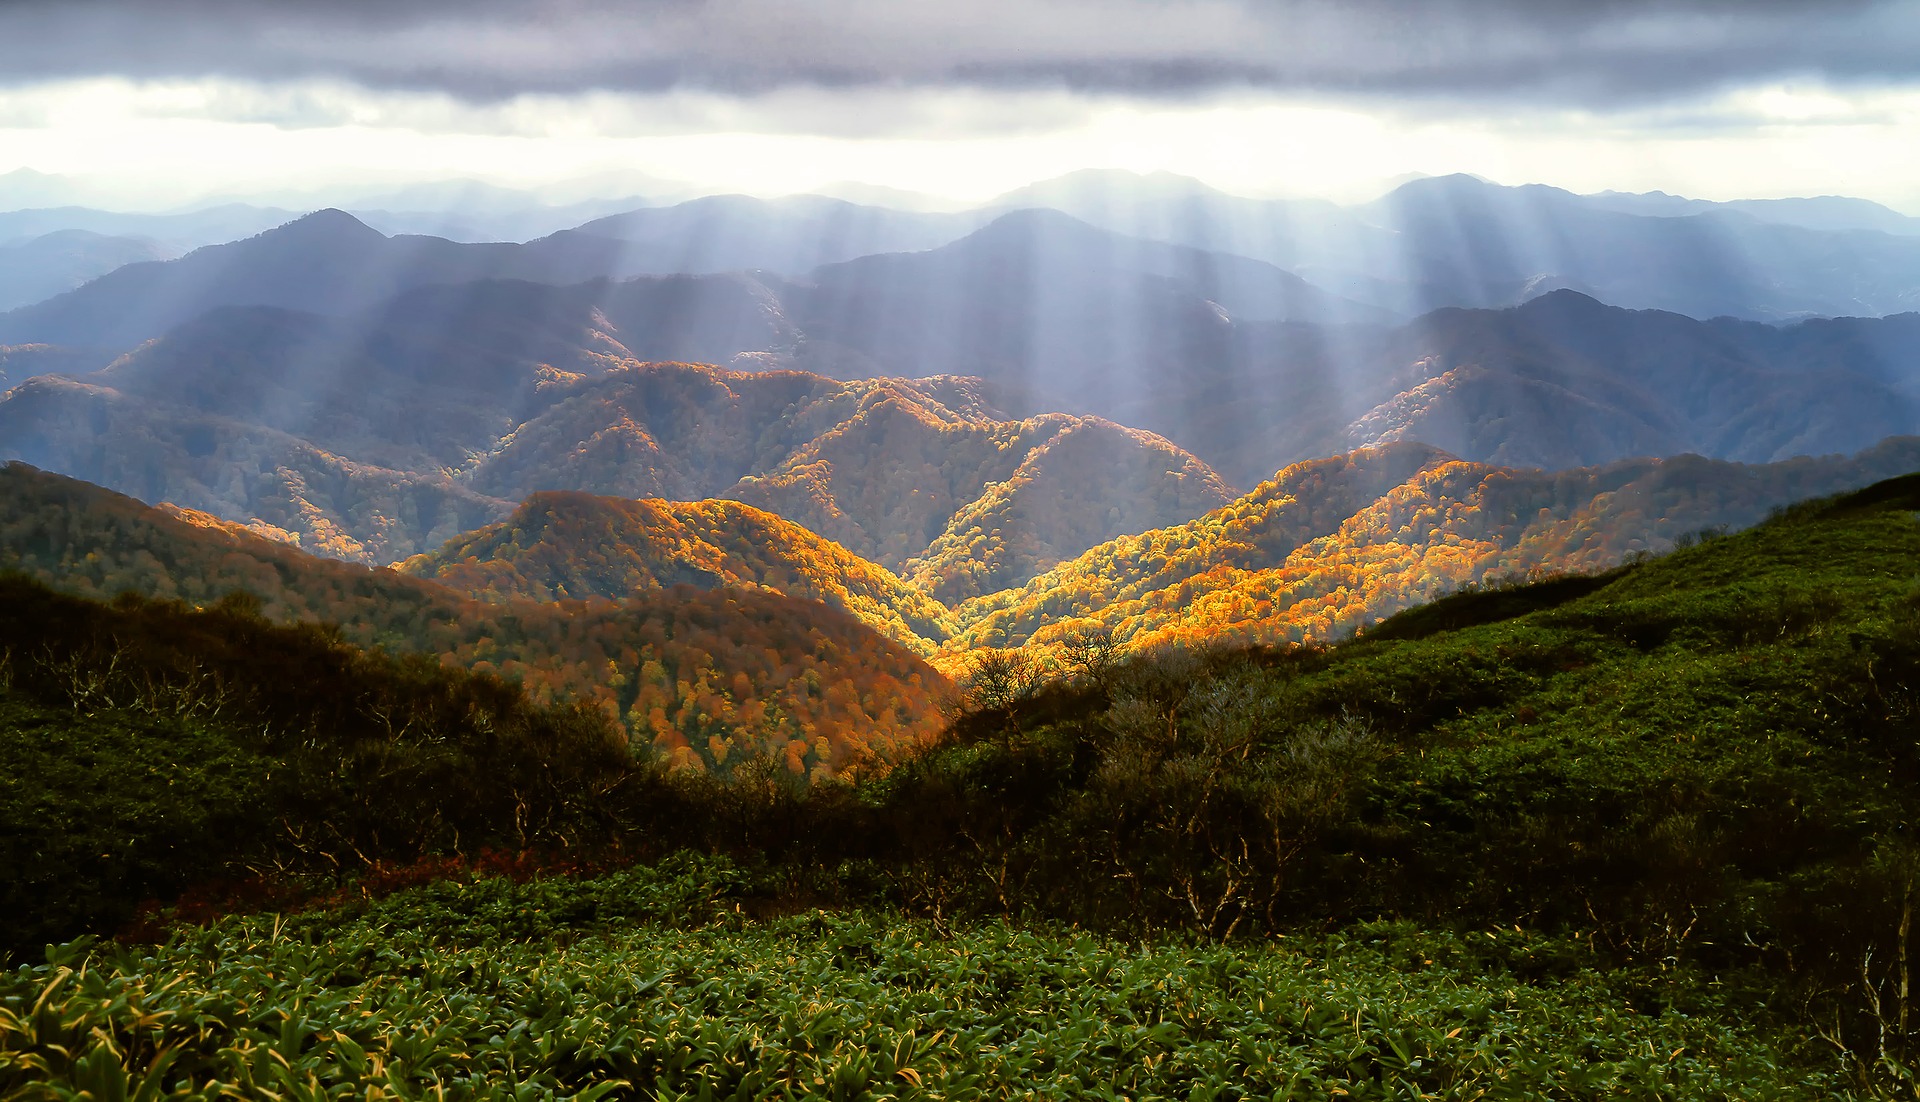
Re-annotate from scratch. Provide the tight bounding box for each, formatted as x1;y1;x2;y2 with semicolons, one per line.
985;169;1920;321
0;230;175;313
0;210;669;349
6;273;1920;563
5;171;1918;338
1581;188;1920;236
0;352;1232;595
0;203;1378;358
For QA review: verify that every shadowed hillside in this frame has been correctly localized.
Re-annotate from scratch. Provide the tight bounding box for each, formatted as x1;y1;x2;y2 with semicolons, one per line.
0;229;173;312
0;343;116;393
0;373;516;561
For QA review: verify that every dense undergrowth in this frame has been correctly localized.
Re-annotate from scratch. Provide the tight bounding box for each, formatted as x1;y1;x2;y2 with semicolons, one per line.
0;860;1846;1099
5;473;1920;1092
0;580;633;954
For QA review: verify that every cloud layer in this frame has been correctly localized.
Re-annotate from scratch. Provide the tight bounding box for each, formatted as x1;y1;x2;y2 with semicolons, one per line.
3;0;1916;107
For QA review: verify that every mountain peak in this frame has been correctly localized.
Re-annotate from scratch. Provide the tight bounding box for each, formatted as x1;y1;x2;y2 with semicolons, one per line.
976;206;1101;233
1516;287;1608;313
1394;172;1497;194
262;208;385;242
988;168;1234;210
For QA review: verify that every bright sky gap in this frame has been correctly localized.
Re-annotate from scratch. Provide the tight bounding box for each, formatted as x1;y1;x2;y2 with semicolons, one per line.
1;0;1918;211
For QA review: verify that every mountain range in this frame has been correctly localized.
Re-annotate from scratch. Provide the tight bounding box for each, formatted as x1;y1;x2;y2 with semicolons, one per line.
2;171;1919;706
0;356;1229;586
3;259;1917;575
10;419;1917;727
997;170;1920;320
4;170;1919;355
5;202;1918;487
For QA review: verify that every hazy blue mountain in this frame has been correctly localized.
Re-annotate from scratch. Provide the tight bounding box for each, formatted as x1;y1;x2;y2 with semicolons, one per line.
78;274;797;472
0;230;175;312
987;170;1920;322
1583;189;1920;236
984;170;1429;308
1356;175;1920;319
1131;291;1920;482
0;204;296;254
1334;290;1920;468
792;269;1920;482
785;207;1380;385
0;209;703;349
347;188;658;243
0;198;994;349
565;193;991;275
706;209;1920;481
0;344;120;394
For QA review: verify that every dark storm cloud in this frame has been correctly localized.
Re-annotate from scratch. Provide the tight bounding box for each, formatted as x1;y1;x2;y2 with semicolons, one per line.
1;0;1916;106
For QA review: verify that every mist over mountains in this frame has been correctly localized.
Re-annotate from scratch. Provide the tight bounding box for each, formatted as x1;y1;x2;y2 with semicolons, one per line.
2;167;1918;651
4;195;1915;492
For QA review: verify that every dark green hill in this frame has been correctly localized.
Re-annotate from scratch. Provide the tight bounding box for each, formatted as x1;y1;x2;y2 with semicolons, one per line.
867;471;1920;1062
0;573;634;957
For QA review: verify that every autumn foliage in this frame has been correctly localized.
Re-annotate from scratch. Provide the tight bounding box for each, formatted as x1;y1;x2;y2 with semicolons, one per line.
0;462;948;777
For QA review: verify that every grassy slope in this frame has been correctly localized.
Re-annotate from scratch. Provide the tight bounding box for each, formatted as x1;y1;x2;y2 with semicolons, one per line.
869;476;1920;1039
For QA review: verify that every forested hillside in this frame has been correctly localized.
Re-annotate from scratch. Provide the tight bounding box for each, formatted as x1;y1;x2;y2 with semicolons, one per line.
0;355;1230;591
0;462;948;775
10;469;1920;1094
402;492;954;654
951;435;1920;653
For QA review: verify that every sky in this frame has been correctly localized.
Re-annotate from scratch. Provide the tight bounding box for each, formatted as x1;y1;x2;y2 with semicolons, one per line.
1;0;1918;211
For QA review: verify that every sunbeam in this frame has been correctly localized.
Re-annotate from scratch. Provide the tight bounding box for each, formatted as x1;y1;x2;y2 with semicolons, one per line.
8;6;1920;1091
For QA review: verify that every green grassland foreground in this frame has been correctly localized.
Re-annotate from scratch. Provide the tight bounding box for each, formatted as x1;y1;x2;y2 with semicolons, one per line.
5;475;1920;1095
0;861;1845;1099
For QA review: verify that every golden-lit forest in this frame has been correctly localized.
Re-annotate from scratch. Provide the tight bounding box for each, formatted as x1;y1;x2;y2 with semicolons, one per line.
0;463;947;778
9;432;1919;774
400;491;955;654
947;436;1920;655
